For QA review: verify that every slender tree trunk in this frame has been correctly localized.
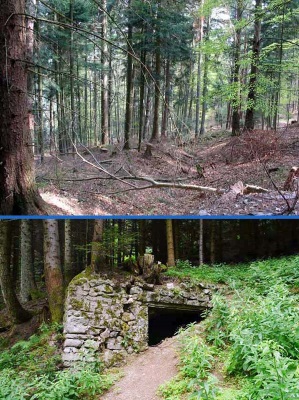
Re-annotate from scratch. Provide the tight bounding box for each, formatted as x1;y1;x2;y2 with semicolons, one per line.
138;220;146;256
0;0;44;214
64;219;73;286
26;0;36;154
151;3;161;142
244;0;261;130
69;0;76;152
0;221;32;323
91;219;104;272
273;3;285;131
43;220;64;323
199;219;204;265
101;0;110;145
210;221;216;264
20;220;37;302
166;220;175;267
124;0;133;149
231;1;242;136
199;18;210;136
161;59;171;137
138;42;146;151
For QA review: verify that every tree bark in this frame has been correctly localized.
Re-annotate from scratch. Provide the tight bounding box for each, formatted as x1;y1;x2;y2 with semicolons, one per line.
0;221;32;323
124;0;133;150
0;0;45;214
166;220;175;267
244;0;261;130
199;219;204;265
91;219;104;272
161;59;171;137
43;219;64;323
231;1;242;136
64;219;73;285
20;220;37;302
101;0;110;145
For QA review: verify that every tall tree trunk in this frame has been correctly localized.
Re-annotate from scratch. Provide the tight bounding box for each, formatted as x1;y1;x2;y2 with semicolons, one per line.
151;4;161;142
0;0;44;214
91;219;104;272
64;219;73;286
101;0;110;145
20;220;37;302
272;3;285;131
138;220;146;256
43;220;64;323
26;0;36;154
244;0;261;130
210;220;216;264
199;17;210;136
0;221;32;323
231;1;242;136
199;219;204;265
166;220;175;267
124;0;133;150
138;43;146;151
161;59;171;137
69;0;76;152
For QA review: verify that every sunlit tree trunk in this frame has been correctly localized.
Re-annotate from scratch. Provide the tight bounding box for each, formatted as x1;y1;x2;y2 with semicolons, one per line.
231;1;242;136
244;0;261;130
0;221;32;323
43;220;64;323
0;0;44;214
151;2;161;142
199;17;210;136
166;220;175;267
101;0;110;145
124;0;133;149
91;219;104;272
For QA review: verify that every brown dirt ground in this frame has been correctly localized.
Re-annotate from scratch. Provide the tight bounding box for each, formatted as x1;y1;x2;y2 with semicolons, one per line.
36;126;299;215
100;337;178;400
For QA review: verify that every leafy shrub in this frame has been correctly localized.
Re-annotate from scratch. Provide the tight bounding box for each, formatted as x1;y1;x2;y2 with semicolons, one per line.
0;324;117;400
175;259;194;269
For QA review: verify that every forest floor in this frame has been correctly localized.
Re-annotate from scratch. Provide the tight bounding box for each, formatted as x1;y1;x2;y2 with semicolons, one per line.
101;337;178;400
36;125;299;215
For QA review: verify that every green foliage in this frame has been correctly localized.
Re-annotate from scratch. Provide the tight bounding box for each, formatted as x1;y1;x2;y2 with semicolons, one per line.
161;256;299;400
166;262;249;285
0;324;117;400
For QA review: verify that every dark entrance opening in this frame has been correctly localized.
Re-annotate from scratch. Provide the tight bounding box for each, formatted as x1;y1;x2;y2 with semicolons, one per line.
148;305;204;346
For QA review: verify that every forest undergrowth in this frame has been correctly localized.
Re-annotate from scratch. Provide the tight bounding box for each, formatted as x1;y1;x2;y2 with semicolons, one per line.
37;126;299;215
0;323;119;399
1;256;299;399
161;256;299;399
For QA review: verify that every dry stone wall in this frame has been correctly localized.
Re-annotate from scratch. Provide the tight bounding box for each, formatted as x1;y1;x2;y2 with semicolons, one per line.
63;270;213;367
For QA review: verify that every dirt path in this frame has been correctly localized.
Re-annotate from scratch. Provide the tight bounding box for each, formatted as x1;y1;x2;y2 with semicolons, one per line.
101;337;178;400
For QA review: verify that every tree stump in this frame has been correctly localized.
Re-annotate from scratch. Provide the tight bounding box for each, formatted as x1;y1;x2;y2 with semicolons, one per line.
137;254;162;284
143;143;153;158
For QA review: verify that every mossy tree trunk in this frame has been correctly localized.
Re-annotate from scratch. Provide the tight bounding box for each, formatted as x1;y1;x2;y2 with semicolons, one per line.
20;220;37;302
0;221;32;323
43;219;64;323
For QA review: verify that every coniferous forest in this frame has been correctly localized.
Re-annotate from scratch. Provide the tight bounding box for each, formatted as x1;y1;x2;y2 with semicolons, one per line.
0;218;299;398
1;0;299;215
